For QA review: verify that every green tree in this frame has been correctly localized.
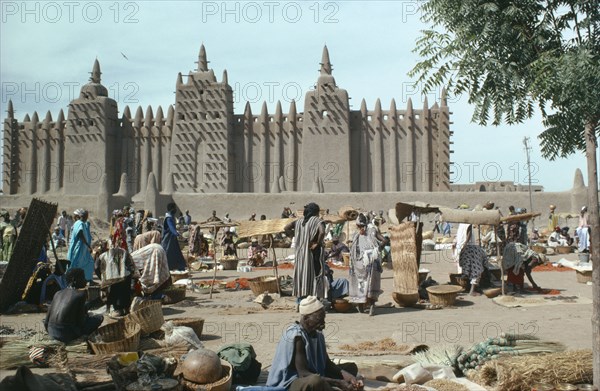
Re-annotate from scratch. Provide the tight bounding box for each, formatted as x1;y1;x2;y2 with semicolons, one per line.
410;0;599;384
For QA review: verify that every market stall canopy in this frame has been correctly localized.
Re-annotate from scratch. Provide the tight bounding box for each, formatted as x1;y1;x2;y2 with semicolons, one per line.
394;201;442;222
438;207;501;226
197;221;240;230
237;218;296;239
501;212;541;223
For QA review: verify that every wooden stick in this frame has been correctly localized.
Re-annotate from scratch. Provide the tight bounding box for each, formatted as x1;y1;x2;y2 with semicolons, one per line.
210;226;217;299
269;234;281;295
495;226;505;295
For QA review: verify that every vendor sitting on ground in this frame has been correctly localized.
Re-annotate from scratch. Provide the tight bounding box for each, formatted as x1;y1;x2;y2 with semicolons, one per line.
325;264;349;301
44;268;103;343
547;226;568;247
266;296;363;391
247;237;268;267
326;235;349;264
503;242;544;293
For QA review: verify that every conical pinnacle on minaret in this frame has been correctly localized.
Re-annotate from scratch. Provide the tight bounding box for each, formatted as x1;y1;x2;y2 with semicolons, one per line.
134;106;144;127
243;101;253;119
155;106;164;126
197;44;208;72
166;105;174;128
441;87;448;107
289;100;297;121
122;106;132;120
7;100;14;118
56;109;65;126
374;98;382;119
423;96;429;112
24;113;31;122
117;172;130;196
144;106;153;128
270;178;281;193
275;101;283;122
164;171;176;194
320;45;332;75
406;97;414;117
176;72;183;86
573;168;585;189
91;58;101;83
259;101;269;123
31;111;39;123
360;99;367;115
42;111;53;128
222;69;228;85
389;99;397;118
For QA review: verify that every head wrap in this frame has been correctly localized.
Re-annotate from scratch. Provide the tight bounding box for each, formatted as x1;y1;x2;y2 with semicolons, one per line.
299;296;324;315
356;213;368;227
302;202;320;226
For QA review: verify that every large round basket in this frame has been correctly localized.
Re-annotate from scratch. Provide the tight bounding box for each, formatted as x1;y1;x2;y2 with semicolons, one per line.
555;245;572;254
163;285;187;303
576;270;592;284
220;259;238;271
392;291;419;307
332;299;352;313
426;285;463;307
531;244;547;254
448;273;469;291
89;320;141;354
125;300;164;335
248;276;279;296
169;317;205;339
181;361;232;391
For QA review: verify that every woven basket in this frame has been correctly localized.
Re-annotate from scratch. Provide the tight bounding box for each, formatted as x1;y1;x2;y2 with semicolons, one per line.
576;270;592;284
449;273;469;291
163;285;187;303
248;276;279;296
332;299;352;313
392;291;419;307
426;285;463;307
181;361;232;391
170;317;205;339
89;320;141;354
126;300;164;335
220;259;238;271
556;245;572;254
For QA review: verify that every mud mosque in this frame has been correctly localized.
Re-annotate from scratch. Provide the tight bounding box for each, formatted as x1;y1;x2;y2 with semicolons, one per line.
5;45;581;218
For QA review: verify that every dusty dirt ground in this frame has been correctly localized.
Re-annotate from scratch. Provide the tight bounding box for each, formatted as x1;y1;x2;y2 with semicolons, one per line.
0;242;593;384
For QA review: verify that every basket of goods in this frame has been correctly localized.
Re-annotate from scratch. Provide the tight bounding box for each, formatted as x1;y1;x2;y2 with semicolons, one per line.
180;349;233;391
555;245;572;254
332;299;352;313
531;244;546;254
426;285;463;307
449;273;469;291
163;285;187;303
392;291;420;307
248;276;279;296
125;300;164;335
576;270;593;284
89;320;141;354
220;257;239;271
169;317;205;339
170;270;190;283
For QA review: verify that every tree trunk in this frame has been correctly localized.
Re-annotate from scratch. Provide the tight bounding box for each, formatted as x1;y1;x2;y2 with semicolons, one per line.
584;121;599;388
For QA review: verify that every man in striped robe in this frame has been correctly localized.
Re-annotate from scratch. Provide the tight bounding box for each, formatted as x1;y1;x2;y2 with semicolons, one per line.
285;203;327;309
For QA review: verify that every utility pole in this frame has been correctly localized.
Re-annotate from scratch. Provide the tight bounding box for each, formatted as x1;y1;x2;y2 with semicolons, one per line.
523;137;534;218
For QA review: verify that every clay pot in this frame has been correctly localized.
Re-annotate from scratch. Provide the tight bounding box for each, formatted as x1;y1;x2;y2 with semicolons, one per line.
182;349;222;384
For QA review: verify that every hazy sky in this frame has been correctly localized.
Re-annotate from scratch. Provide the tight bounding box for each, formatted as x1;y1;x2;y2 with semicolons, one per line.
0;0;591;192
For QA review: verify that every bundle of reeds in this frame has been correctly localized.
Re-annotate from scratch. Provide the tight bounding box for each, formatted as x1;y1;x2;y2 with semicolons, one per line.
412;344;463;368
389;223;419;294
457;333;566;373
338;206;359;221
473;349;592;391
0;336;69;370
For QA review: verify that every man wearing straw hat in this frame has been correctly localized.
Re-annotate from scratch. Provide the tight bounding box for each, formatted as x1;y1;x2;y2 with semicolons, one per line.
266;296;363;391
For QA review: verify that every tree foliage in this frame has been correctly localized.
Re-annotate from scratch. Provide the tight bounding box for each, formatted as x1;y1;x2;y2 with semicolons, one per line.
409;0;600;160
